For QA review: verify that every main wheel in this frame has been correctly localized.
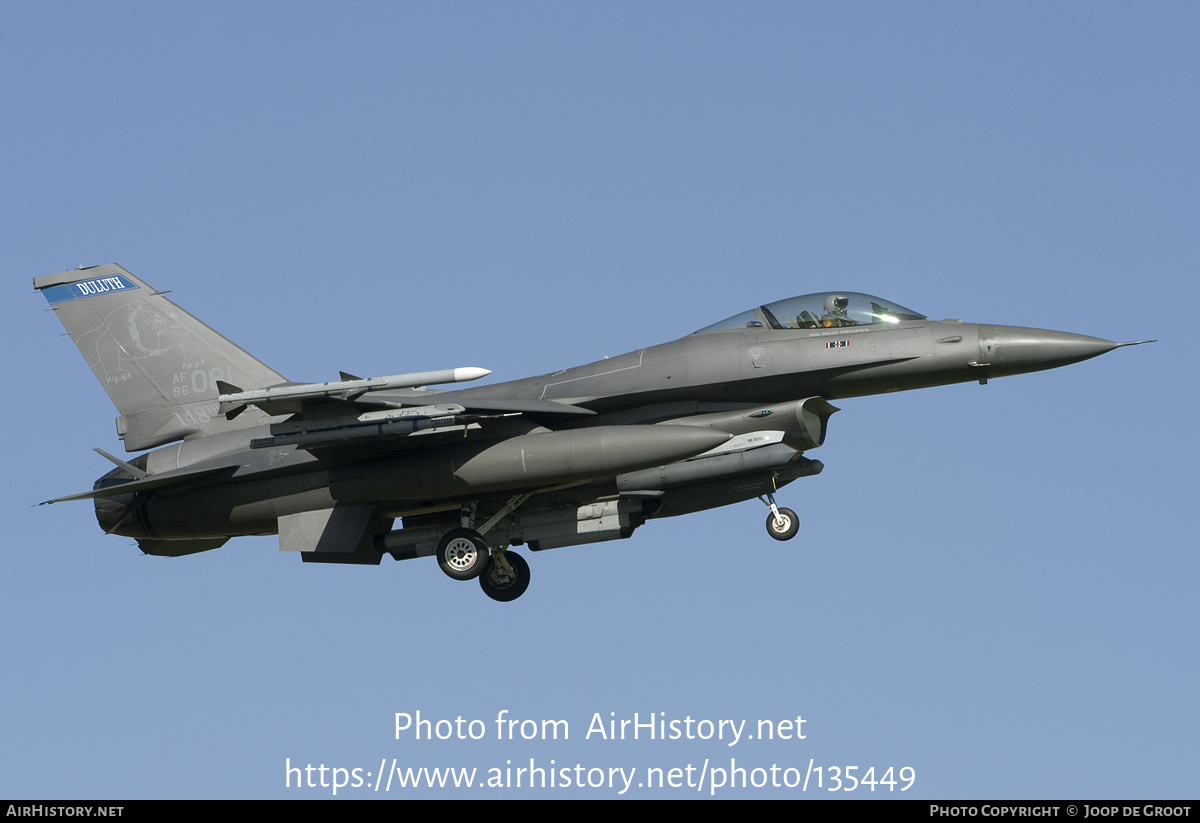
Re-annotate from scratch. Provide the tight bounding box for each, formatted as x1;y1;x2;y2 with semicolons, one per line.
436;529;489;580
479;550;530;602
765;507;799;541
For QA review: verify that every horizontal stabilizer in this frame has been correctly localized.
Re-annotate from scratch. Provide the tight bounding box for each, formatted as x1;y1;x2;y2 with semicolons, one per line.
41;463;239;504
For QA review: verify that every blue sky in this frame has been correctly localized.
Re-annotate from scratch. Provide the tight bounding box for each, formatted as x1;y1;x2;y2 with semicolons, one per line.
3;2;1196;798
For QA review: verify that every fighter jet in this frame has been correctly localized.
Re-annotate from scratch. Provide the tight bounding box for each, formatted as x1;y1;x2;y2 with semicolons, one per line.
34;264;1150;601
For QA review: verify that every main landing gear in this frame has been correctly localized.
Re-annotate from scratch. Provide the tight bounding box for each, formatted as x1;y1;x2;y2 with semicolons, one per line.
434;495;534;602
478;550;530;602
436;527;531;602
760;491;799;541
436;529;489;580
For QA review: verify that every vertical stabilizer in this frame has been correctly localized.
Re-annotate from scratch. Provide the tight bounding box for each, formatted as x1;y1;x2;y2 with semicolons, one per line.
34;264;287;451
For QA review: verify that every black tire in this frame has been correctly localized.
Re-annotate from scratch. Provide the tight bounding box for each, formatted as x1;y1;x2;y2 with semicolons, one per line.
479;550;530;602
436;529;489;580
765;507;799;541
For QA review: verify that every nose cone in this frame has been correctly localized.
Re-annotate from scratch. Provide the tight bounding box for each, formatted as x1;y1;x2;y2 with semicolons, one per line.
978;326;1119;375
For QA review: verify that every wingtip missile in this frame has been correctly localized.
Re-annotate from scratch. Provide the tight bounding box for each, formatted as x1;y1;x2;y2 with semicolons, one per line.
452;366;492;383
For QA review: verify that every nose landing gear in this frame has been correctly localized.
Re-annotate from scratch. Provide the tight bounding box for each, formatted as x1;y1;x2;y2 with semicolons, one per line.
760;491;799;541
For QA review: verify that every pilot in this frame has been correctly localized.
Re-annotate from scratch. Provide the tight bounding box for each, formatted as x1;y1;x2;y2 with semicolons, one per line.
821;294;855;327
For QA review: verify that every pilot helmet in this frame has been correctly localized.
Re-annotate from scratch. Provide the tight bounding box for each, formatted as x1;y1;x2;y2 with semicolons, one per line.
825;294;850;315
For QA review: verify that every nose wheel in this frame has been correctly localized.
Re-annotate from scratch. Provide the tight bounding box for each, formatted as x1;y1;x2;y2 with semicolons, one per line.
765;507;799;540
760;491;799;541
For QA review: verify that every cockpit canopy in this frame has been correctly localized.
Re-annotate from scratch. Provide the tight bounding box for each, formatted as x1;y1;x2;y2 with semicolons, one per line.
695;292;928;333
